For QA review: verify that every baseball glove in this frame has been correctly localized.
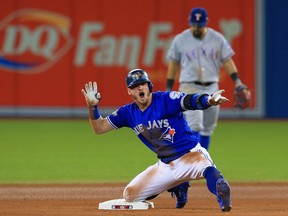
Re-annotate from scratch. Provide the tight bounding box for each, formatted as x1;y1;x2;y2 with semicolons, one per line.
233;85;251;109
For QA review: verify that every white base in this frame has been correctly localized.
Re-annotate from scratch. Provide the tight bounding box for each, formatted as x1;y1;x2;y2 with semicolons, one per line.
98;199;154;210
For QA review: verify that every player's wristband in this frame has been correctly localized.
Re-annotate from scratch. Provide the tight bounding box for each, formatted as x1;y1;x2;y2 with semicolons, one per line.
166;79;174;91
92;106;100;120
230;72;242;86
184;94;211;110
197;94;211;109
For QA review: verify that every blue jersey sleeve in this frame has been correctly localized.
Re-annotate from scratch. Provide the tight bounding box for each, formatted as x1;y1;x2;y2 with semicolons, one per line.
160;91;211;113
184;93;211;110
106;106;130;129
159;91;187;115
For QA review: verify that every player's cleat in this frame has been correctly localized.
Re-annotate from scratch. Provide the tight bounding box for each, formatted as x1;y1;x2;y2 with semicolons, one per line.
216;178;232;212
167;182;190;208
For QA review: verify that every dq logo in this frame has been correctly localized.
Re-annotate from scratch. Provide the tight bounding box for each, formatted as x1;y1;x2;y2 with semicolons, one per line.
0;9;74;74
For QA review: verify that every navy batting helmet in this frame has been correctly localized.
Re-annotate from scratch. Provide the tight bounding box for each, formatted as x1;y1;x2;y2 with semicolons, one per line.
126;69;153;92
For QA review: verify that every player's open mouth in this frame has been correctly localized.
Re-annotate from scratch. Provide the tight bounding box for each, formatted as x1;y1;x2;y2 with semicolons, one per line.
139;92;145;98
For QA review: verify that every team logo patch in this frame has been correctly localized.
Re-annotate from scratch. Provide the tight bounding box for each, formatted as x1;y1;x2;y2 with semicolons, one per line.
169;91;184;99
159;126;176;143
131;72;142;80
195;13;202;21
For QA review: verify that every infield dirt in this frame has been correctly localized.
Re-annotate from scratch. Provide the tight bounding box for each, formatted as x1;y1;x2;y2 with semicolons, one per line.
0;182;287;216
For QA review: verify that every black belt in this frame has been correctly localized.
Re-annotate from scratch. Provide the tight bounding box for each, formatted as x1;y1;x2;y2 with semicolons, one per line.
193;81;215;86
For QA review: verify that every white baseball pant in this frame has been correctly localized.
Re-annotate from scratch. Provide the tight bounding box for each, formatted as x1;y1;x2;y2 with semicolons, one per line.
123;143;215;202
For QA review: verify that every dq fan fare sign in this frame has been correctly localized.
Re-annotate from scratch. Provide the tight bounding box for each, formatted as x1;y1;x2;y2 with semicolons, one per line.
0;0;255;109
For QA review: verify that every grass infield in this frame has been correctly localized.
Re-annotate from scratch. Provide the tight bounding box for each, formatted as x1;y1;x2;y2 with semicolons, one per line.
0;119;287;183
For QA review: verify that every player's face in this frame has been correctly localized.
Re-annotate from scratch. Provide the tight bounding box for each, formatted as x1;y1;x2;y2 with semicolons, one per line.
191;25;206;39
127;82;151;109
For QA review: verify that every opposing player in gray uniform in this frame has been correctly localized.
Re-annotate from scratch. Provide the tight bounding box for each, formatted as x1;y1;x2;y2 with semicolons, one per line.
166;7;247;150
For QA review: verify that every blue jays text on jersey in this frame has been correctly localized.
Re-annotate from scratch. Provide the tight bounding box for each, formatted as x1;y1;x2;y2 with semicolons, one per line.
107;91;200;164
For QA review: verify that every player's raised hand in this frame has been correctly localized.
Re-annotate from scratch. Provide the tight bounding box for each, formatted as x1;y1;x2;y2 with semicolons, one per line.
81;81;101;107
208;89;229;106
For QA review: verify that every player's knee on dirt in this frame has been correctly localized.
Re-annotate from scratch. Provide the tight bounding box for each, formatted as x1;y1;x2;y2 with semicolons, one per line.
123;186;138;202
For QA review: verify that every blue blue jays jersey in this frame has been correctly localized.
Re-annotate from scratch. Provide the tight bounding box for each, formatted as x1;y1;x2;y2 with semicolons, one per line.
107;91;199;163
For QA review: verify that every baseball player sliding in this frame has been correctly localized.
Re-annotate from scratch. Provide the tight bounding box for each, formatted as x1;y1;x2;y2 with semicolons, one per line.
82;69;232;212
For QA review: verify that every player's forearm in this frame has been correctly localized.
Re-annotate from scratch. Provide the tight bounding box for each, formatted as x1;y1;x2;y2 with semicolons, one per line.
88;105;100;120
183;91;228;110
167;61;179;79
223;58;237;75
82;81;113;134
223;59;242;86
89;118;107;134
184;94;211;110
166;61;179;91
87;106;107;134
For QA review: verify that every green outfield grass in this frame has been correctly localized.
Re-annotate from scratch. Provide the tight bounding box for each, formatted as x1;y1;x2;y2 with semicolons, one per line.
0;119;287;184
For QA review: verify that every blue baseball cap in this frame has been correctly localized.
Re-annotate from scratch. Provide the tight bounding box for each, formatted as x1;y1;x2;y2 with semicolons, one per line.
189;7;208;27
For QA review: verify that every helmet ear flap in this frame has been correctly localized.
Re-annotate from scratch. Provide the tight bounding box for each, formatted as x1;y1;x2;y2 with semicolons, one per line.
149;82;153;92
